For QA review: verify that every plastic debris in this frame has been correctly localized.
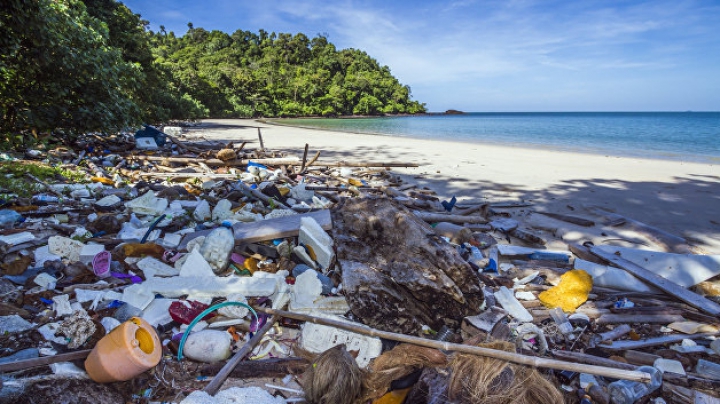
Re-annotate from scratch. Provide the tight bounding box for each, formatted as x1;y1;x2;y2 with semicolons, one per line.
538;269;593;312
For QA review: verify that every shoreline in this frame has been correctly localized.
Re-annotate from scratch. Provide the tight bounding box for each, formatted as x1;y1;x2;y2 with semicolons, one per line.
186;118;720;254
265;116;720;166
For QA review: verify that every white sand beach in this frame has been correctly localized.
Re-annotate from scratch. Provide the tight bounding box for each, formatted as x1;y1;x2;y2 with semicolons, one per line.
185;119;720;254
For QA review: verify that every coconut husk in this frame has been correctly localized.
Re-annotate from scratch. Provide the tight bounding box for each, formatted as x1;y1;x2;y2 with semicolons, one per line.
362;344;448;402
216;148;237;161
301;345;364;404
447;341;563;404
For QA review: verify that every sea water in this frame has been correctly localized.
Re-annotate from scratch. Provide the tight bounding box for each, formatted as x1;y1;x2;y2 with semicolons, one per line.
279;112;720;164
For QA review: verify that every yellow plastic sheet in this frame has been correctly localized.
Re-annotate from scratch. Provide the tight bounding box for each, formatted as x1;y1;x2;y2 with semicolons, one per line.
538;269;592;312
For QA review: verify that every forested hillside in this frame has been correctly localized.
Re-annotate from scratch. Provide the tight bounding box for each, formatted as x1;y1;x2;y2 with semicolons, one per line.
0;0;425;148
152;27;426;118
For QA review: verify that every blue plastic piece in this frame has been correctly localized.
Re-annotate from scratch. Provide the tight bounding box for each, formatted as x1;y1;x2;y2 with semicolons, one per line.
441;196;457;212
247;161;268;170
527;251;569;263
484;258;498;272
134;125;167;146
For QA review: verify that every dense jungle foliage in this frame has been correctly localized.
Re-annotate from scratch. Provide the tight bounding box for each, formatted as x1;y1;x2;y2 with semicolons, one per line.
0;0;425;148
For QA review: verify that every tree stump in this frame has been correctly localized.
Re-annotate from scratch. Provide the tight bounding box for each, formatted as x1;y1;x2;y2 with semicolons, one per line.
332;197;484;334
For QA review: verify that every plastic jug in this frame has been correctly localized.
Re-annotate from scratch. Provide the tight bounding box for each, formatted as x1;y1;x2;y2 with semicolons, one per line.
84;317;161;383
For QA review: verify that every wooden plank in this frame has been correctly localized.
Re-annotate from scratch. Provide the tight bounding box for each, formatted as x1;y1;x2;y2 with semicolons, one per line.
600;332;719;350
589;246;720;316
537;211;595;227
595;314;685;325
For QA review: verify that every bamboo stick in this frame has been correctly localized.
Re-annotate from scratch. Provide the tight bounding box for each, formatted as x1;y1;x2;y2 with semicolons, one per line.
253;307;652;382
203;315;277;395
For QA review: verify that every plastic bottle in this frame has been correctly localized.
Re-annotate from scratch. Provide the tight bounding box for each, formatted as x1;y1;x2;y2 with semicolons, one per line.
468;245;486;267
84;317;161;383
549;307;573;335
199;225;235;275
0;209;21;228
31;194;60;205
607;366;662;404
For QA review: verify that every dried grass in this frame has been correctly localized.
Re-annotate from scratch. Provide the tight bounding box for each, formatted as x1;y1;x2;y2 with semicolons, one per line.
301;345;364;404
447;341;563;404
361;344;448;402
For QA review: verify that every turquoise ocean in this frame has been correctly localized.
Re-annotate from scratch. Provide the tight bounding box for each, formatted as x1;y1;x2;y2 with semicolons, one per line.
278;112;720;164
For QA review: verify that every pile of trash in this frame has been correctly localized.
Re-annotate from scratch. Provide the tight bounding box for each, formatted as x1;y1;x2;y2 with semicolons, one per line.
1;124;719;404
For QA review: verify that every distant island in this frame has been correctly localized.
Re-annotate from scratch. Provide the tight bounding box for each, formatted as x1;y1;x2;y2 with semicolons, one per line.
444;109;465;115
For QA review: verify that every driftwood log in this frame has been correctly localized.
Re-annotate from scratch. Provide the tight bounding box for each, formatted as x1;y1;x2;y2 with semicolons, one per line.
332;197;484;334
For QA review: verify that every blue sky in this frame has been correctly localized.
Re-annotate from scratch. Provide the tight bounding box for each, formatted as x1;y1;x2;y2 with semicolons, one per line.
122;0;720;112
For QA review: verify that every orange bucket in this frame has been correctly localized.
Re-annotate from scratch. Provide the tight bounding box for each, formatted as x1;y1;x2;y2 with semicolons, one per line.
84;317;161;383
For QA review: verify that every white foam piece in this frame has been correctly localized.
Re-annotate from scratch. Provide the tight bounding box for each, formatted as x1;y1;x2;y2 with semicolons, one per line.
131;273;278;300
0;231;35;246
298;217;334;270
596;245;720;287
34;245;61;267
79;244;105;265
137;256;179;278
125;190;168;216
179;249;216;277
300;312;382;368
141;298;175;327
575;259;657;293
290;270;322;311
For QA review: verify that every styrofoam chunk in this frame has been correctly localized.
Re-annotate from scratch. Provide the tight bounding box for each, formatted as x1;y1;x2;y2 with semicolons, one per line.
137;256;179;278
300;312;382;368
34;272;57;290
0;231;35;246
79;244;106;265
34;245;61;267
48;236;85;262
125;190;168;215
290;270;322;311
52;294;73;317
180;249;216;277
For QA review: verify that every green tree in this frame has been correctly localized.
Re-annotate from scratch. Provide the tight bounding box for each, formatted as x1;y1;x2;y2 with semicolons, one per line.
1;0;140;141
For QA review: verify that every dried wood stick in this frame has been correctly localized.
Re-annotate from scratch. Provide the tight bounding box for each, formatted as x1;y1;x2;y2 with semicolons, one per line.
253;307;652;383
257;127;265;151
0;349;92;373
25;173;64;199
203;315;277;395
300;143;309;173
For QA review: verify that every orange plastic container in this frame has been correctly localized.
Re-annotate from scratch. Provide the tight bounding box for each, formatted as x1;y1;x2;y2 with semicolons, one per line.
84;317;161;383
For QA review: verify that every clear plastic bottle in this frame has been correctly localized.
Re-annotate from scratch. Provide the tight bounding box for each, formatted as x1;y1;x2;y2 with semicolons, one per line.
607;366;662;404
549;307;573;335
0;209;21;228
199;225;235;274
